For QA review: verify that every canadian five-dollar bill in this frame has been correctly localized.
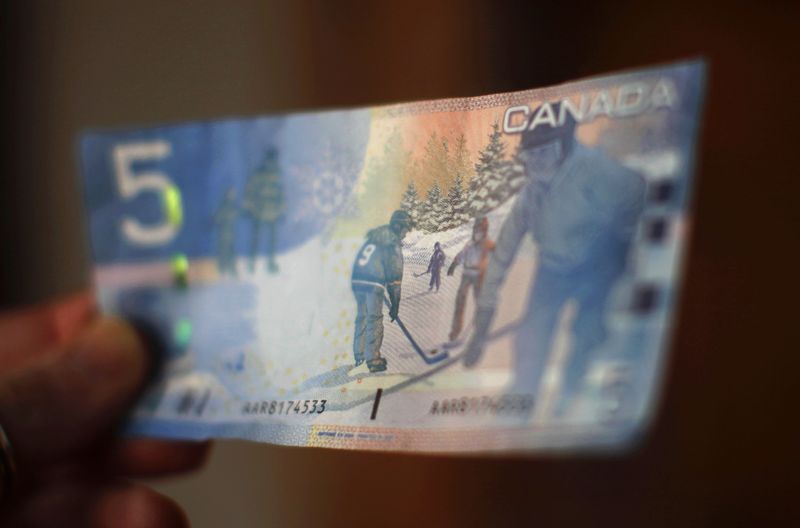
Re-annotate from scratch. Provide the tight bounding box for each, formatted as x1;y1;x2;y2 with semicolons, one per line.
80;60;704;453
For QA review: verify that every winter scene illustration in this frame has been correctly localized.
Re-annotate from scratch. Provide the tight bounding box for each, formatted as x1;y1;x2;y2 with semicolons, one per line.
83;62;704;451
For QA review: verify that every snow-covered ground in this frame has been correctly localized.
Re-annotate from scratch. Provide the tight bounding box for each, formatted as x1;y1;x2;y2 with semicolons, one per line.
113;149;686;433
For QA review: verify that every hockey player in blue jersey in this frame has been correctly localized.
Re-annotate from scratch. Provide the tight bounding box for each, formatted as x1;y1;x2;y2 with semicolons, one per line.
351;210;413;373
463;102;646;415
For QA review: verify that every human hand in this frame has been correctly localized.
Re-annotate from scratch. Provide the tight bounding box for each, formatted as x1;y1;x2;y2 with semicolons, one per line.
0;293;210;527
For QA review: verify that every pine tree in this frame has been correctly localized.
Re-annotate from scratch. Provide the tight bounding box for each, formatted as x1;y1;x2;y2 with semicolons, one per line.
469;122;510;215
421;181;446;232
420;132;451;186
439;186;455;231
433;185;449;232
403;157;423;193
451;133;473;183
439;137;450;182
444;173;470;229
400;181;422;227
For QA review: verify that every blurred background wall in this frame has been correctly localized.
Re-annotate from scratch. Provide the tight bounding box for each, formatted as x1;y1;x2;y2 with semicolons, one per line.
2;0;798;526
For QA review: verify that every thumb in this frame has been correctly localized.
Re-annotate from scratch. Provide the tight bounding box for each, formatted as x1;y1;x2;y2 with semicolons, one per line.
0;317;150;469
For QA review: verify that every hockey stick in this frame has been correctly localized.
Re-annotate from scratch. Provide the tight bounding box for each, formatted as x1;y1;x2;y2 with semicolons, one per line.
383;296;449;365
412;270;430;278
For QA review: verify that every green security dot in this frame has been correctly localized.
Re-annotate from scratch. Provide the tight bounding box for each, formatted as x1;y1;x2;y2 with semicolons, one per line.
162;184;184;227
172;253;189;288
173;318;193;348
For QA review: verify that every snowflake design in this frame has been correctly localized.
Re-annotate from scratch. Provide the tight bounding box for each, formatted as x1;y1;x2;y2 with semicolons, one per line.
312;170;347;215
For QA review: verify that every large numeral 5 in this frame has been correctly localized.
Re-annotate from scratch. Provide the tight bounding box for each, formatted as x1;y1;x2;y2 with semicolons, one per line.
112;141;177;246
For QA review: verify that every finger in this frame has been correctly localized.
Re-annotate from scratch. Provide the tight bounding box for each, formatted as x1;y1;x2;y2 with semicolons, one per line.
92;485;189;528
2;478;188;528
0;292;96;370
109;439;211;478
0;470;98;528
0;317;149;468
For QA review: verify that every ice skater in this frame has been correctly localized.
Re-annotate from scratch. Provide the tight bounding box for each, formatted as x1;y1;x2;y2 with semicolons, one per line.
447;217;495;342
424;242;446;292
350;210;413;373
463;102;645;415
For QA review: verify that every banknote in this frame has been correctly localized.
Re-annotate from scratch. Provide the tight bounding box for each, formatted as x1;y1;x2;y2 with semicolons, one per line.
80;60;704;453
